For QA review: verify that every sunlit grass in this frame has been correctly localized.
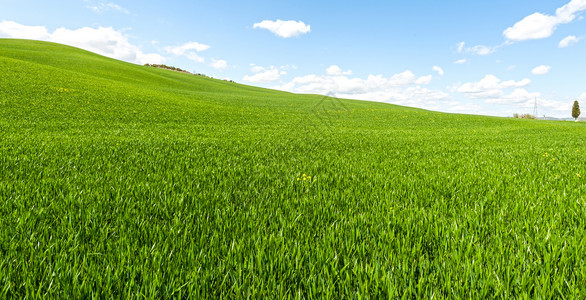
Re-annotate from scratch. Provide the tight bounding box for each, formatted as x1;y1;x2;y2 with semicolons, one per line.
1;39;586;298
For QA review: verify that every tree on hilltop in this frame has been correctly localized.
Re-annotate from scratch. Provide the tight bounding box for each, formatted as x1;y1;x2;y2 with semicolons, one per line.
572;100;581;121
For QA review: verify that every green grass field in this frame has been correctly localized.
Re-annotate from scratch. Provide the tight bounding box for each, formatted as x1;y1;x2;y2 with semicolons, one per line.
2;39;586;298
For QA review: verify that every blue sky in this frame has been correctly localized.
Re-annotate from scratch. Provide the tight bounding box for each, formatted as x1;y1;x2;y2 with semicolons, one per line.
1;0;585;117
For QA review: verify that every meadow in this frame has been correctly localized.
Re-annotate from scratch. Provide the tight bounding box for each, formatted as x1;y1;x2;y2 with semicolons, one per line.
1;39;586;298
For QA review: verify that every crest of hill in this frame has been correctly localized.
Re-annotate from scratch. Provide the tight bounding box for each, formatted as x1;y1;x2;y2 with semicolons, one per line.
143;64;235;83
0;39;510;129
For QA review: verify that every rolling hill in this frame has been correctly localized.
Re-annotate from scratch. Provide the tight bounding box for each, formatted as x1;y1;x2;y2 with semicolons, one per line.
1;39;586;298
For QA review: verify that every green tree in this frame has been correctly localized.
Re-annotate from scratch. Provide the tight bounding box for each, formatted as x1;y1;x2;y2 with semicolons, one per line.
572;100;581;121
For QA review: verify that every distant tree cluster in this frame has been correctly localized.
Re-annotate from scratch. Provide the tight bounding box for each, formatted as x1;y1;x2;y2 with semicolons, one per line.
144;64;235;83
144;64;192;74
513;113;536;119
193;73;211;78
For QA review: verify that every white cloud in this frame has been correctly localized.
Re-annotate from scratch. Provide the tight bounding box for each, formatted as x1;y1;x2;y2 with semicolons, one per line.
559;35;580;47
469;45;494;55
0;20;50;40
447;103;485;113
165;42;210;63
532;65;551;75
0;21;166;64
184;52;204;63
326;65;353;76
210;59;228;70
453;74;570;115
484;91;567;114
415;75;433;85
455;74;531;100
501;78;532;88
457;42;497;55
253;19;311;38
243;65;283;83
165;42;210;55
136;53;166;65
504;0;586;41
278;64;297;71
484;88;540;105
453;58;467;64
387;71;417;86
452;74;567;112
272;69;447;111
503;13;558;41
243;69;281;83
578;93;586;101
268;69;566;116
250;65;266;73
86;1;129;14
432;66;444;76
52;26;166;64
278;78;449;110
457;42;465;52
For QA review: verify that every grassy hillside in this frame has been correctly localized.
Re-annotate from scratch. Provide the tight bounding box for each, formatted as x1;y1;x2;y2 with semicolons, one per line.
1;39;586;298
